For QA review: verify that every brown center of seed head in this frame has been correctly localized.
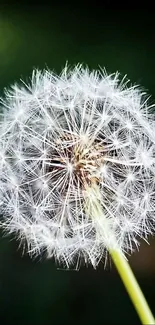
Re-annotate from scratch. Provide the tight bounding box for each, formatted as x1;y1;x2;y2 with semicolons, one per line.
73;141;104;186
54;133;105;188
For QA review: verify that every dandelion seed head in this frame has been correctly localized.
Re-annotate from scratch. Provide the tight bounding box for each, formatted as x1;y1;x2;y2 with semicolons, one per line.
0;64;155;268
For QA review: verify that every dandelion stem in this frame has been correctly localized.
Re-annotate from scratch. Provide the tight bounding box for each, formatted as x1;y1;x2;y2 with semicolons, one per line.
85;183;155;324
110;249;155;324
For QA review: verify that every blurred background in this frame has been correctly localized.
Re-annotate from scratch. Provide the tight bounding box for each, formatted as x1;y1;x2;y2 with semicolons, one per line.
0;2;155;324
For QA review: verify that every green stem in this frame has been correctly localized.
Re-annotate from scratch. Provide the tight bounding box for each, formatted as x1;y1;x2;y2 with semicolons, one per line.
110;249;155;324
84;182;155;324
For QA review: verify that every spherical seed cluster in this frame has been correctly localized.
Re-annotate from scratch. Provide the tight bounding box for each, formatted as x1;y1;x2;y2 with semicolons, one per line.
0;65;155;267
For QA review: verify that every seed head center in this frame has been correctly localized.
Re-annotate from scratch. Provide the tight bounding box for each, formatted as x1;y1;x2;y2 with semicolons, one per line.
54;134;104;188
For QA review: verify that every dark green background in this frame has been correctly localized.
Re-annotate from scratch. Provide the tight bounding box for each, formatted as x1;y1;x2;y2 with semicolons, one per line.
0;4;155;324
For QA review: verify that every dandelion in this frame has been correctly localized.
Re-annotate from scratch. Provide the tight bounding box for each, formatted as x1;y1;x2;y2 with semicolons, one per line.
0;64;155;323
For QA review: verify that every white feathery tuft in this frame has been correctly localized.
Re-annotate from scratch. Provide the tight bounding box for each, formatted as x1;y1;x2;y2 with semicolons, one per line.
0;64;155;268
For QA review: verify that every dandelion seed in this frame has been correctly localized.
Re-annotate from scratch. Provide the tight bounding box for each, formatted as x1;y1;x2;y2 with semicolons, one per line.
0;64;155;271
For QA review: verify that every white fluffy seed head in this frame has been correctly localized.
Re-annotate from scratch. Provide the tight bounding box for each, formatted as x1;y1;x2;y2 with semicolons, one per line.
0;64;155;268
